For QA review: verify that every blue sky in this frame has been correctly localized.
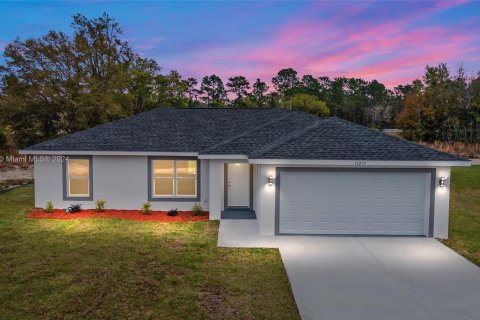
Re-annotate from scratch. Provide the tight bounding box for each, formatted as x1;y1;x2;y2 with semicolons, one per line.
1;0;479;87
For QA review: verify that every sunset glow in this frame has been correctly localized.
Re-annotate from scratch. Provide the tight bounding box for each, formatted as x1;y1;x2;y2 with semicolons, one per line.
0;0;479;87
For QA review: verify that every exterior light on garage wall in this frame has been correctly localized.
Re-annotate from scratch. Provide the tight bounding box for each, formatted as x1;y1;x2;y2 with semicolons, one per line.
439;176;446;188
267;176;274;186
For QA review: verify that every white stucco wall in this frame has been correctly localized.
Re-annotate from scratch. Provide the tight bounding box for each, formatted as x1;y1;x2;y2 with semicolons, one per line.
34;159;63;209
33;156;454;238
433;166;451;239
255;164;277;235
34;156;209;211
252;164;257;211
93;156;148;210
207;160;223;220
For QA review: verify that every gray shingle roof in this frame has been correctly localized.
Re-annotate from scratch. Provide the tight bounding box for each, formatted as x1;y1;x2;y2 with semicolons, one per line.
23;107;466;162
254;117;464;161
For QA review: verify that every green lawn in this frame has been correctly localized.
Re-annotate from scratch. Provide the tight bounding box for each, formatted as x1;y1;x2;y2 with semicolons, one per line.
442;165;480;266
0;186;299;320
2;167;478;319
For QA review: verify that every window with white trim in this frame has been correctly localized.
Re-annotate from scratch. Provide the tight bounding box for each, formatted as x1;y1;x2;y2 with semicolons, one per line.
152;159;197;197
66;159;90;197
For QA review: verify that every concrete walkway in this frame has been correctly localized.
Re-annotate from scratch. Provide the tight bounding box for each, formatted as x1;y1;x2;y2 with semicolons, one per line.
218;219;278;248
218;220;480;320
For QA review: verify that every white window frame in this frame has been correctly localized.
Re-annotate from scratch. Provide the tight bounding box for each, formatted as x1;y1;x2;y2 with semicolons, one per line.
63;156;93;200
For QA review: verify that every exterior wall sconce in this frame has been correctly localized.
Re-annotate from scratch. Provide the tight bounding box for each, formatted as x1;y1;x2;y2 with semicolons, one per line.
439;176;446;188
267;176;274;186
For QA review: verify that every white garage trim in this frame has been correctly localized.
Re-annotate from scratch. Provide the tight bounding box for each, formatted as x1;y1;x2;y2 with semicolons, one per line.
275;168;436;236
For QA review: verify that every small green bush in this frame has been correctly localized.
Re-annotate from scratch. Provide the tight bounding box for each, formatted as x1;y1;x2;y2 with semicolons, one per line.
142;202;152;215
45;200;54;213
191;202;205;216
95;199;106;212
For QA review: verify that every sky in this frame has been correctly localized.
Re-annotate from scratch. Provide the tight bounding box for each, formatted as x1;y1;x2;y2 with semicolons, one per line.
0;0;479;88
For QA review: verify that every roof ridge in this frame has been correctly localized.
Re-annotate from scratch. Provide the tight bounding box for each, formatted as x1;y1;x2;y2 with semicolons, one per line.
330;117;467;161
248;118;326;158
199;112;299;154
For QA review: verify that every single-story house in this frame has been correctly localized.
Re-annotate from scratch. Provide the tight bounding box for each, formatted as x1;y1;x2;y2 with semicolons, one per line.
20;108;470;238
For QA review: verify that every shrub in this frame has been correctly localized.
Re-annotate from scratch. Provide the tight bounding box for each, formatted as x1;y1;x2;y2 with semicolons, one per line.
45;200;54;213
167;208;178;216
142;202;152;215
68;203;82;213
191;202;205;216
95;199;106;212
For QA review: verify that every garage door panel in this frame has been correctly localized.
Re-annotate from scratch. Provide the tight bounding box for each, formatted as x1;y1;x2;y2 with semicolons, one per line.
318;222;334;230
402;199;425;207
353;207;371;215
371;207;389;215
301;222;317;230
278;171;429;235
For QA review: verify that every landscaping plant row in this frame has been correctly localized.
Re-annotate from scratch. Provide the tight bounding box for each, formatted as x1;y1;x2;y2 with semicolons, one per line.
30;199;209;222
44;199;206;216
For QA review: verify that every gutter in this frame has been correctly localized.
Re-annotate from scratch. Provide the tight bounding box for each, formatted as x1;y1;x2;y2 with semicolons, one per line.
247;159;471;167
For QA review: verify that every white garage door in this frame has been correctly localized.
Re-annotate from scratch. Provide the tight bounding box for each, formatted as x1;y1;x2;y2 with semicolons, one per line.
278;170;430;235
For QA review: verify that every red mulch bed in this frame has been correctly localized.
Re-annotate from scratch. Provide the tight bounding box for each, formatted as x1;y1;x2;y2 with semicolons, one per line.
27;209;209;222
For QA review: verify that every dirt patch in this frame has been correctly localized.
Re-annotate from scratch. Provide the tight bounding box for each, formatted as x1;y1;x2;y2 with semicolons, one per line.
199;286;237;318
0;165;33;191
27;209;209;222
0;166;33;180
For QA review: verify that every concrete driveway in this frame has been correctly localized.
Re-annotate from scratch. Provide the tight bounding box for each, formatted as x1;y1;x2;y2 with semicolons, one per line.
218;220;480;320
279;236;480;320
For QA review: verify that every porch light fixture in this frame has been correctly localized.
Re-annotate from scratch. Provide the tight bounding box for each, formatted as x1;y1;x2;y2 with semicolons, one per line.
439;176;446;188
267;176;274;186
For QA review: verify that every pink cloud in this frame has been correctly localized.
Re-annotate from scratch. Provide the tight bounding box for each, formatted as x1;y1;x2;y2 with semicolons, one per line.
160;1;478;88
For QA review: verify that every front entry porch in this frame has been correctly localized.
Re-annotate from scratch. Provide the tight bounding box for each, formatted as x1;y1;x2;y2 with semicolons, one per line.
207;160;262;222
221;208;256;219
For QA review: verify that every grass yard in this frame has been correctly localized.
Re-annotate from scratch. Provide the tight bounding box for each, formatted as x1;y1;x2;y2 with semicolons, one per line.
0;186;299;320
442;165;480;266
2;166;478;319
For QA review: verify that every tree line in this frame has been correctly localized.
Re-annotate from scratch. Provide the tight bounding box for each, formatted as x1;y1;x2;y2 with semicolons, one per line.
0;13;479;148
